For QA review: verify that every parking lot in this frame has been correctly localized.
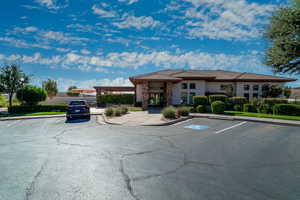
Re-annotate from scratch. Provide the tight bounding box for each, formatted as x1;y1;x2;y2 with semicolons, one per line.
0;117;300;200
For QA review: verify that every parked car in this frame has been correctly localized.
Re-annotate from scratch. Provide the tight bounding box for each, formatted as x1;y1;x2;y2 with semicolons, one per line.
66;100;90;120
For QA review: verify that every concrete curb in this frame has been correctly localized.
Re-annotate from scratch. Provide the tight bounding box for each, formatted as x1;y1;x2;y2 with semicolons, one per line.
102;114;192;126
191;114;300;127
142;116;193;126
0;113;102;121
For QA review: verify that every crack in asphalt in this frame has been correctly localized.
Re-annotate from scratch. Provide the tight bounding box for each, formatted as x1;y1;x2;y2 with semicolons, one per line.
25;160;48;200
119;159;141;200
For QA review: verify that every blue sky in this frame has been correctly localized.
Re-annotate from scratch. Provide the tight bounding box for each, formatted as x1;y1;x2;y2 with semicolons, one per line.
0;0;298;91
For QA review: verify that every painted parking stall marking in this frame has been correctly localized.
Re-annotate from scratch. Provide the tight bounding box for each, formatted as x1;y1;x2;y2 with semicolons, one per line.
215;121;247;134
184;124;210;131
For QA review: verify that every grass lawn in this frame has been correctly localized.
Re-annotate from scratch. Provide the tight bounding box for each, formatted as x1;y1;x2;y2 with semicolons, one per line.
0;112;65;118
129;107;143;112
225;111;300;121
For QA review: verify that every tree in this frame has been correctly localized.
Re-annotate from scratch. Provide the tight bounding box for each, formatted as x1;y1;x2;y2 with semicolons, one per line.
68;85;77;91
16;85;47;106
269;85;283;98
221;84;234;97
284;87;292;98
0;63;29;107
261;84;283;98
42;79;58;99
264;0;300;74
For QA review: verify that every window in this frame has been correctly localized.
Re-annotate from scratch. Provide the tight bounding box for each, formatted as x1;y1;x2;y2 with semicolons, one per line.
182;83;187;89
181;92;188;104
253;93;259;98
244;85;250;91
244;93;249;99
189;83;196;89
253;85;259;91
189;92;196;105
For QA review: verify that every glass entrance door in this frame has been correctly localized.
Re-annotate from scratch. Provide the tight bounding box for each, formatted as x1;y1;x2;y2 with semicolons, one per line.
149;93;164;106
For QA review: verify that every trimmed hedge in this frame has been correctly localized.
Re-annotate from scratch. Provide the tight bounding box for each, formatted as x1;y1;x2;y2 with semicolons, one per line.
228;97;248;105
67;92;80;97
209;95;227;103
233;104;242;111
257;104;273;114
262;98;288;105
8;105;67;114
97;94;134;105
177;107;190;117
273;104;300;116
211;101;225;114
162;106;176;119
193;96;208;106
196;105;205;113
243;104;257;113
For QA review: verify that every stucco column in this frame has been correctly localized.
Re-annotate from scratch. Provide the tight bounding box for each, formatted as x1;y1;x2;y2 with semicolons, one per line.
142;81;149;110
166;82;173;106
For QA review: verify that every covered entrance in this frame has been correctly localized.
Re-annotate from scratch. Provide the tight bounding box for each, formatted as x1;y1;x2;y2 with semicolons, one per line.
149;93;164;106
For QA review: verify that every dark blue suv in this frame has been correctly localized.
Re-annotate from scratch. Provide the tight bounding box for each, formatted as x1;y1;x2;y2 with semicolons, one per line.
66;100;90;120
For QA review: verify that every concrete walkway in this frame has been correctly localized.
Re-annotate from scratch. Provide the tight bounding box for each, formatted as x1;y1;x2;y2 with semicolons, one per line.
103;111;169;126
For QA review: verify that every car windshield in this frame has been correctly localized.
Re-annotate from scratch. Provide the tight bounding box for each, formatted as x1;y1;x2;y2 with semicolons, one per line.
69;101;86;105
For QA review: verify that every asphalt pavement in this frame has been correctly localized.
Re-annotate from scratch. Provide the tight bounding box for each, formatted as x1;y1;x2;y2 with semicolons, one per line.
0;117;300;200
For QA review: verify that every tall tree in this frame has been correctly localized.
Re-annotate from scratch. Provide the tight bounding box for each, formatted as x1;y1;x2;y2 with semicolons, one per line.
264;0;300;74
0;63;29;107
42;79;58;99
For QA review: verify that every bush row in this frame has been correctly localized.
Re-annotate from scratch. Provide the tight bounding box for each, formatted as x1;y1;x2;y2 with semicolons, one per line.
105;106;128;117
97;94;134;105
8;105;67;114
162;106;190;119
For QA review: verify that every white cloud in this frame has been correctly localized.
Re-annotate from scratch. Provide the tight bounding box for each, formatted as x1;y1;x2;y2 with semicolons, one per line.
92;5;117;18
118;0;139;5
181;0;275;40
80;49;91;55
0;50;269;74
31;77;132;91
113;14;160;30
35;0;68;10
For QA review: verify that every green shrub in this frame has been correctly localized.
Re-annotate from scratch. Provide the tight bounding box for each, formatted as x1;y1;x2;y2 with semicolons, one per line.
263;98;288;105
258;104;273;114
196;105;205;113
8;105;67;114
0;95;7;107
67;92;80;97
233;104;242;111
16;85;47;106
177;107;190;117
211;101;226;114
120;106;128;115
243;104;257;112
273;104;300;116
105;107;114;117
209;95;227;104
114;108;122;116
228;97;248;105
97;94;134;105
162;106;176;119
193;96;208;107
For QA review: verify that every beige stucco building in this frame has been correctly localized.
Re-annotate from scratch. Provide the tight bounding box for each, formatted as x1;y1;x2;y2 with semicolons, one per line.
129;70;296;109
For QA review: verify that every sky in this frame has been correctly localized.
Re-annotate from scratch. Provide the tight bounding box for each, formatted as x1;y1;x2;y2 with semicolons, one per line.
0;0;299;91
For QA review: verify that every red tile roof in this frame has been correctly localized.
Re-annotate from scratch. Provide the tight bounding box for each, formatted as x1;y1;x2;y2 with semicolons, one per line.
129;70;297;83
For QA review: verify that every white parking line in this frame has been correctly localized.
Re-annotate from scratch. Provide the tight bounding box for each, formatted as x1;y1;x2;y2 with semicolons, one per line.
215;121;247;134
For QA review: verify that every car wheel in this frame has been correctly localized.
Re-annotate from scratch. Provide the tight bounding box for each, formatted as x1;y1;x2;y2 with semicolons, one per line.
66;116;71;120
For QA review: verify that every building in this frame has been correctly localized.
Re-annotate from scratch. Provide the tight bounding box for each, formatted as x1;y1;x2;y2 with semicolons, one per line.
129;69;297;109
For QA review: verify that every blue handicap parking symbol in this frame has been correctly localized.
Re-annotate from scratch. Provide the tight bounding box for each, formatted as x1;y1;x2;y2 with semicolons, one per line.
184;124;209;131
